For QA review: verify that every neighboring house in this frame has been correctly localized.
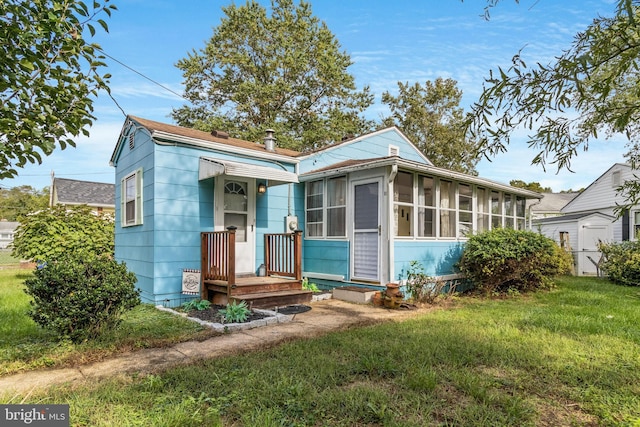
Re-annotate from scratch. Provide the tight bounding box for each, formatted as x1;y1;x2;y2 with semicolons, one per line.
527;192;579;220
0;221;19;249
535;163;636;276
110;116;541;307
50;175;115;214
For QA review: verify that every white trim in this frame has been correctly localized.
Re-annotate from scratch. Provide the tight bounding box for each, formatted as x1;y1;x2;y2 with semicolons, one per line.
152;131;299;164
300;157;541;199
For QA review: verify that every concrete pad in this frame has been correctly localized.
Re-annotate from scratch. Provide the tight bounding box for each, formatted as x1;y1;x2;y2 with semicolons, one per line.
332;286;380;304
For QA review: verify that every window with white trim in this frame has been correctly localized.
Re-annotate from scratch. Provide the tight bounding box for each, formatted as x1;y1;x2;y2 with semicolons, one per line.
394;171;413;236
439;180;456;237
477;187;490;232
491;190;502;229
305;176;347;238
327;176;346;237
418;175;435;237
458;183;473;237
633;211;640;239
121;168;143;227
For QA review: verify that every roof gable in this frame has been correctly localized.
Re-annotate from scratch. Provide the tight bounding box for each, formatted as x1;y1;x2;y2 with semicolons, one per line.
562;163;634;213
298;127;431;174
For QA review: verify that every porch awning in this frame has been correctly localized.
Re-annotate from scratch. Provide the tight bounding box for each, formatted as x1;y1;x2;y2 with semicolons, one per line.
199;157;299;186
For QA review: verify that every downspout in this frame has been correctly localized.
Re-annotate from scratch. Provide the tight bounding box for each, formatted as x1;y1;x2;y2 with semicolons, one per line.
388;164;398;284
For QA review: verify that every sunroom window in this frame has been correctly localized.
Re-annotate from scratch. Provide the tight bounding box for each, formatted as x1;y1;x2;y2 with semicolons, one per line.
394;171;413;236
477;187;490;232
440;180;456;237
458;183;473;237
418;175;435;237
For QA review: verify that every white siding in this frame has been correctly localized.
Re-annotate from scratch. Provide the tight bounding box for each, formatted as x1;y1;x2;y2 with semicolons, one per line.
538;221;579;251
563;164;634;213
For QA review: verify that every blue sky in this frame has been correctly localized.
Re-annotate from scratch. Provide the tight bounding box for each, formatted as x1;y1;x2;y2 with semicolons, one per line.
1;0;627;191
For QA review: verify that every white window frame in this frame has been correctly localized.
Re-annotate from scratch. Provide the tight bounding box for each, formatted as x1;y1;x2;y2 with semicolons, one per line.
305;176;347;239
121;168;143;227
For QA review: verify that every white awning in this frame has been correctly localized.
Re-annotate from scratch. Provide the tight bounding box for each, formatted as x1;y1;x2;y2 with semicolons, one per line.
199;157;298;185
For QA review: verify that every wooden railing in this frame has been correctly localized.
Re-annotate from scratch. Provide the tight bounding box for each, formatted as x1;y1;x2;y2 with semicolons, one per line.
265;230;302;280
201;228;302;300
201;227;236;299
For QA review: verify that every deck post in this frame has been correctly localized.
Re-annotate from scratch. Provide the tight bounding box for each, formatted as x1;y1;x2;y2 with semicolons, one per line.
294;229;302;281
200;232;207;300
227;226;237;297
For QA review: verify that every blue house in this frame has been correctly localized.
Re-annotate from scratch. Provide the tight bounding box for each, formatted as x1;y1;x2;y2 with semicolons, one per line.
110;116;541;307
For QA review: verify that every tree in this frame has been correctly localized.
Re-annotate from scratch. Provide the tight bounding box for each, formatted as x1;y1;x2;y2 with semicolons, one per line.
11;205;114;262
467;0;640;211
0;0;116;179
0;186;49;221
509;180;552;193
172;0;374;151
381;78;479;174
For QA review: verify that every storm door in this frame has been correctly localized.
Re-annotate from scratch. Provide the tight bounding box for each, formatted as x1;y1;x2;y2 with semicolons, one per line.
351;178;381;282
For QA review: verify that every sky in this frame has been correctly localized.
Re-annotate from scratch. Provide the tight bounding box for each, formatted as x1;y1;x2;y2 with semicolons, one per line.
0;0;629;192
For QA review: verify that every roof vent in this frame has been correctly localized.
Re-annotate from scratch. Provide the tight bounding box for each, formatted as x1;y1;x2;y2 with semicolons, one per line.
264;129;276;152
211;130;229;139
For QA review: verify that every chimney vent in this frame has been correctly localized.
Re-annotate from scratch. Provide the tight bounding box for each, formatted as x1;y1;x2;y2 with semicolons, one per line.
264;129;276;152
211;130;229;139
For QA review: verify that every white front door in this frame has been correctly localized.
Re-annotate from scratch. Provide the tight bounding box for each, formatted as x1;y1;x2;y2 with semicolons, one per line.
351;178;382;282
215;177;256;274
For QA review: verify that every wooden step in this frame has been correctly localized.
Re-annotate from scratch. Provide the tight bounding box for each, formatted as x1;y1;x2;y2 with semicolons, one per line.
231;289;312;309
230;281;302;295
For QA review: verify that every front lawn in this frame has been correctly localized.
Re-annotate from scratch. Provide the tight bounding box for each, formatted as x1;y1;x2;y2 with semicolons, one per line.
0;269;217;375
6;276;640;426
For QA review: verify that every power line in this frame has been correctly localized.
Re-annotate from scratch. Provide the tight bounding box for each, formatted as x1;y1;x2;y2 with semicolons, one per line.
97;48;188;101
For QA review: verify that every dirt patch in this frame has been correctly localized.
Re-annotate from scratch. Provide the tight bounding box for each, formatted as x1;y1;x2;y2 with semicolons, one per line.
185;305;272;323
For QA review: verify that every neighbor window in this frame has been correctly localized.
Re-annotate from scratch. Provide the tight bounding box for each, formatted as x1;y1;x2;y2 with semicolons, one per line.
305;176;346;238
634;211;640;239
121;168;143;227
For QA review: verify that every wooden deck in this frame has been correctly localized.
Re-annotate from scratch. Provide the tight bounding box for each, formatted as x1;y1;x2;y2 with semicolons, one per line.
201;230;309;309
203;276;312;309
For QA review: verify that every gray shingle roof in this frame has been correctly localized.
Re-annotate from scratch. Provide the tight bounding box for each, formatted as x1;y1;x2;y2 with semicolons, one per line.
53;178;115;207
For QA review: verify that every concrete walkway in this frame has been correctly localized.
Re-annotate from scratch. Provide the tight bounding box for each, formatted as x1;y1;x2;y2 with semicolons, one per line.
0;299;423;396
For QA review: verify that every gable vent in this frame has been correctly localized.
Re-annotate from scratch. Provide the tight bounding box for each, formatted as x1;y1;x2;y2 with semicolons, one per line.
389;145;399;157
128;134;135;150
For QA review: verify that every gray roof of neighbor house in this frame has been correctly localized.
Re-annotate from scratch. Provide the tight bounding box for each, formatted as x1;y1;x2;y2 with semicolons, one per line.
52;178;115;207
528;192;579;213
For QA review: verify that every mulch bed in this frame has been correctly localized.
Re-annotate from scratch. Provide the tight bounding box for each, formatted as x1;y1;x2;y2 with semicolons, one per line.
186;304;312;323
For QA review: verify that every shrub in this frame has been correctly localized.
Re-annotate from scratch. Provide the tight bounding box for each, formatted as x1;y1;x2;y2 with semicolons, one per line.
458;228;572;294
405;261;457;304
24;254;140;342
181;299;212;311
599;240;640;286
220;300;250;323
11;205;114;262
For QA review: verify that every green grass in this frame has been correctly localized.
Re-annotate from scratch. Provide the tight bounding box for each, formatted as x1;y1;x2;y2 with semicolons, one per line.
0;269;218;375
0;249;19;266
4;276;640;426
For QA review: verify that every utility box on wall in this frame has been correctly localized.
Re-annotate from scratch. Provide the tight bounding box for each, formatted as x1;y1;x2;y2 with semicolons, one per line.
285;215;298;233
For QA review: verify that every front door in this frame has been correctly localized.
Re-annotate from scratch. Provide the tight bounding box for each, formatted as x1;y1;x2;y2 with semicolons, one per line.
215;177;256;274
579;225;608;275
352;178;381;282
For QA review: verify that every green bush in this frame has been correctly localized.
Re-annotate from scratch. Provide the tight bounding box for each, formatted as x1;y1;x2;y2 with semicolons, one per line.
24;254;140;342
11;205;114;262
599;240;640;286
458;228;572;294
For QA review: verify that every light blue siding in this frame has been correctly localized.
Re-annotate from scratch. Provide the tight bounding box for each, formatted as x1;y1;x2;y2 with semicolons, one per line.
393;240;465;280
302;239;350;278
298;129;429;173
113;122;298;305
